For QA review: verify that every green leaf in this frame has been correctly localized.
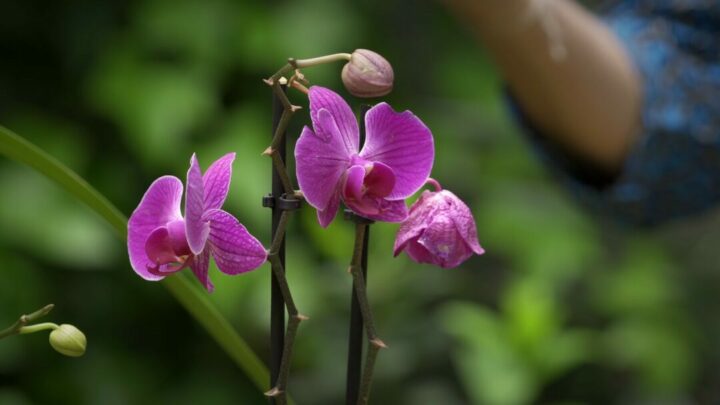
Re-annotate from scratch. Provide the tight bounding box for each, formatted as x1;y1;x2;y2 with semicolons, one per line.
0;125;275;398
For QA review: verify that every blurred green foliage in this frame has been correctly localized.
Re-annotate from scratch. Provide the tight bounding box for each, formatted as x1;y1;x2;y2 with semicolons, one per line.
1;0;719;404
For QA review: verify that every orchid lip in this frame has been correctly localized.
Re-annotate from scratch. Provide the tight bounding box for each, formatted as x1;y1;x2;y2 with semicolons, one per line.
146;254;191;276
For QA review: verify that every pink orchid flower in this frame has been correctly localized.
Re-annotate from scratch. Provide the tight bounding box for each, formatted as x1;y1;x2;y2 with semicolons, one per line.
394;181;484;268
295;86;434;227
127;153;267;292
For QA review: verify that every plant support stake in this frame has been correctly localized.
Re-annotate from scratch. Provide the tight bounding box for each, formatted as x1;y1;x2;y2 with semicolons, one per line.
269;85;287;404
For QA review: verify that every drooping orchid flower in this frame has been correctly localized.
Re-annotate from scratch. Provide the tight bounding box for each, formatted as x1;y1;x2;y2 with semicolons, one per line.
393;179;484;269
127;153;267;292
295;86;434;227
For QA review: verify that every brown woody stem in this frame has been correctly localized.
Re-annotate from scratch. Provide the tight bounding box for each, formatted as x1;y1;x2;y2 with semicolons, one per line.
269;150;294;196
349;223;386;405
265;211;306;403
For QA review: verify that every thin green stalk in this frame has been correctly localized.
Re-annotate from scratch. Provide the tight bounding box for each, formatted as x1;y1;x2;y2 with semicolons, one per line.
0;125;283;401
19;322;59;334
294;53;352;68
0;304;54;339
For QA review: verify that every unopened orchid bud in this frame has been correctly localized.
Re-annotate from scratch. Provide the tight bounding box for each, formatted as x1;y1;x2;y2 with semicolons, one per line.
341;49;394;98
394;187;484;268
49;324;87;357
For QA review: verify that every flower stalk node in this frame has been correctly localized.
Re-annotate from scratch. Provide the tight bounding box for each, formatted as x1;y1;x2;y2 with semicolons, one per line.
0;304;55;339
264;387;283;397
370;338;387;350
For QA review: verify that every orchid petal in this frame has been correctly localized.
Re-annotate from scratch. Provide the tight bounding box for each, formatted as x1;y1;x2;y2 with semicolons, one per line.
206;209;267;275
393;221;425;257
317;190;341;228
405;237;436;265
295;125;350;210
185;154;210;255
360;103;434;199
357;198;408;223
419;216;473;269
190;249;213;292
128;176;183;280
447;191;485;255
308;86;359;156
203;152;235;210
393;190;435;256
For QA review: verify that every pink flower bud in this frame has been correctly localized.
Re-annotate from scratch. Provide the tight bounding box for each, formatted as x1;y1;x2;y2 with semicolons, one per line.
393;189;484;268
341;49;394;98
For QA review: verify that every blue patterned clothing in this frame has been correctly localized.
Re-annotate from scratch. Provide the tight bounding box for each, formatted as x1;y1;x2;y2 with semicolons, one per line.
511;0;720;226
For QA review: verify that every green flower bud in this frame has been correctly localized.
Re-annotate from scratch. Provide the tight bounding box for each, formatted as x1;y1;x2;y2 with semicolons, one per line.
341;49;394;98
49;324;86;357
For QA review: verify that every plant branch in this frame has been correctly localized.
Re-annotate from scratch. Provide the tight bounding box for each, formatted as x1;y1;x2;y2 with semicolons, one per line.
0;304;54;339
269;109;293;153
294;53;352;68
266;210;307;403
19;322;59;334
349;223;386;405
267;150;294;196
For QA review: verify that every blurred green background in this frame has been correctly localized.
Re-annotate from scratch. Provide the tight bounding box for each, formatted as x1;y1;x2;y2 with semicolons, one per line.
2;0;720;404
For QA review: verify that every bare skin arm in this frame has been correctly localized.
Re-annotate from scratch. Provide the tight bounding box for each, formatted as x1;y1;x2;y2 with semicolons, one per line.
445;0;642;173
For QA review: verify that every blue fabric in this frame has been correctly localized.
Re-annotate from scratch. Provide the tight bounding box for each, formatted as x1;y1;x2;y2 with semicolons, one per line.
511;0;720;226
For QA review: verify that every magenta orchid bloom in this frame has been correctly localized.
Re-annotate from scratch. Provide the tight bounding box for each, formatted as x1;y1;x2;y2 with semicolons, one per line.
394;181;484;269
295;86;434;227
127;153;267;292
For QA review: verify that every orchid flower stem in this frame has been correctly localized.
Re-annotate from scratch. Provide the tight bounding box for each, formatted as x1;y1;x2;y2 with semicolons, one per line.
266;210;306;402
290;81;309;95
270;108;295;154
426;177;443;192
349;223;386;405
270;150;295;195
19;322;59;334
359;339;384;405
272;81;294;111
268;63;294;84
0;304;54;339
293;53;352;68
269;210;291;256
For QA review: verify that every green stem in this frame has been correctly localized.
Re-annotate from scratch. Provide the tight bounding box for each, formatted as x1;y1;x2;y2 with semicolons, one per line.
294;53;352;68
0;304;54;339
0;125;281;401
19;322;59;334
